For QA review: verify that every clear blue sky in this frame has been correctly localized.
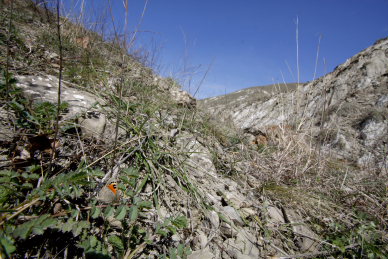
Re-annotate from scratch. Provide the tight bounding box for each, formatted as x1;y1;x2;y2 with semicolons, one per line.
64;1;388;99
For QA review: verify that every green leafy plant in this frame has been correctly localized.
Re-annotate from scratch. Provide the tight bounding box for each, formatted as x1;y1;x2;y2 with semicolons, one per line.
1;71;69;134
0;169;40;206
28;101;69;133
324;214;387;258
166;244;192;259
156;215;188;237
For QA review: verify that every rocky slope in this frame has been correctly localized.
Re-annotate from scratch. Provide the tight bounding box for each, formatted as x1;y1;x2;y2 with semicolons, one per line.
200;38;388;170
1;1;387;259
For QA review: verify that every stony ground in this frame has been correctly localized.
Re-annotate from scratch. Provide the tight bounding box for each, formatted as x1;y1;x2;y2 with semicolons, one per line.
0;1;387;259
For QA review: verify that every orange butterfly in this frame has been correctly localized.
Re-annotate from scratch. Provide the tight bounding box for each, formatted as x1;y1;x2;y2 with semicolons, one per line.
97;182;120;203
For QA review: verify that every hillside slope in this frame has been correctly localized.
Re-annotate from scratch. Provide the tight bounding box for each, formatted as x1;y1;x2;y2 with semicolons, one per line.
200;38;388;169
1;1;387;258
199;83;298;109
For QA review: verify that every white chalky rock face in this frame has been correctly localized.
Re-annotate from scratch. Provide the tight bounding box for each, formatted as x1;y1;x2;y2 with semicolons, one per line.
15;74;196;140
15;75;104;120
360;119;387;146
14;74;127;141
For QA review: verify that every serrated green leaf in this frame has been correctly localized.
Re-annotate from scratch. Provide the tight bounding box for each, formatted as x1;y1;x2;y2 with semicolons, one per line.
135;174;149;194
72;221;89;237
125;189;135;198
166;225;177;234
70;209;79;218
61;219;75;233
104;206;114;218
172;215;188;229
22;183;33;189
123;167;139;178
114;179;123;187
95;240;102;252
32;226;44;235
129;205;138;222
71;225;80;237
70;186;83;199
91;206;101;219
133;196;141;205
0;170;11;176
28;173;40;180
169;247;177;259
89;236;98;248
78;239;90;251
115;206;127;221
177;244;184;256
13;221;33;240
108;235;124;251
128;178;136;188
26;165;41;174
119;175;130;185
156;228;168;237
0;170;13;176
179;246;191;257
40;217;57;229
80;221;90;228
89;168;105;177
0;234;16;257
0;186;13;204
137;200;152;209
0;176;12;183
11;101;24;111
13;215;51;239
138;228;146;234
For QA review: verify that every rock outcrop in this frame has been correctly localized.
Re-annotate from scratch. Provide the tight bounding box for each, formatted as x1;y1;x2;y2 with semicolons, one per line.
13;74;195;141
200;37;388;169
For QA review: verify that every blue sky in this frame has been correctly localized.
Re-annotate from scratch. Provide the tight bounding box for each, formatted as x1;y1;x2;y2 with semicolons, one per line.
64;1;388;99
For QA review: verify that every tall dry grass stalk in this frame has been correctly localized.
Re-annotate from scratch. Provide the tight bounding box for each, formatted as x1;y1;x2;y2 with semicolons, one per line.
48;0;63;175
313;34;322;81
295;16;301;120
5;0;14;101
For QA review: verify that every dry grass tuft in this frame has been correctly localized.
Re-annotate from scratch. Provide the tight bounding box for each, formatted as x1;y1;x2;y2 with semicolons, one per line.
249;124;387;241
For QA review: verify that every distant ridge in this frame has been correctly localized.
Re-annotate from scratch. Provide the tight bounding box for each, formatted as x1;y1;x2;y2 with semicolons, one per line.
199;82;299;108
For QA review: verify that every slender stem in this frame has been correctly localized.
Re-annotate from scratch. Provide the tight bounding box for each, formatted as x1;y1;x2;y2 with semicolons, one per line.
296;16;300;86
128;0;149;50
295;16;300;124
0;198;41;226
42;0;51;23
48;0;63;175
313;34;322;81
5;0;14;100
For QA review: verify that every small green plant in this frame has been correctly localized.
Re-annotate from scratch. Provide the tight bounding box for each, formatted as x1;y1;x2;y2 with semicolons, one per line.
165;243;192;259
37;29;75;54
29;101;69;133
324;213;387;258
1;69;69;134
